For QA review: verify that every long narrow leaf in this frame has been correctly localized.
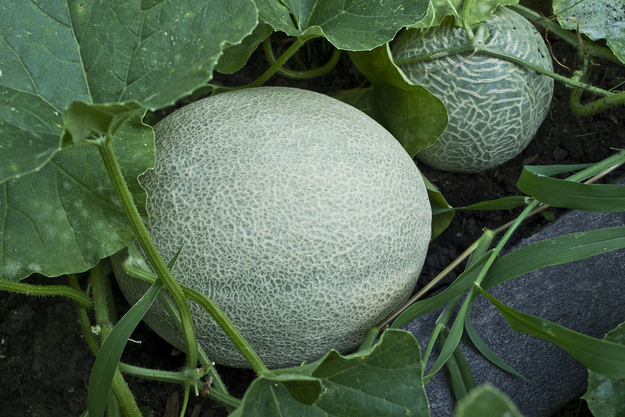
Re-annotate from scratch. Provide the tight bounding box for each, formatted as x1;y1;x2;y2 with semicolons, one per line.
482;226;625;291
476;286;625;379
517;157;625;212
423;174;454;240
519;164;594;177
439;325;477;401
434;196;531;215
409;226;625;379
88;280;163;417
422;293;462;366
391;251;493;329
425;288;475;381
463;304;525;379
460;230;525;378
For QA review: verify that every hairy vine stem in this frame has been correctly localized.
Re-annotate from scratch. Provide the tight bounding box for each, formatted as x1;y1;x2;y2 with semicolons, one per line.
568;59;625;115
477;46;614;98
461;0;475;42
189;33;322;100
263;37;341;80
393;42;615;99
0;278;93;307
392;5;625;117
245;33;321;88
68;274;101;354
123;262;269;375
91;135;200;371
117;362;243;408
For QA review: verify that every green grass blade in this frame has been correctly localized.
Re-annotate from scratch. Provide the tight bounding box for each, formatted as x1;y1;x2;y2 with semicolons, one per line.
438;327;467;400
166;244;184;269
518;170;625;212
357;326;380;352
88;279;163;417
482;226;625;291
467;229;494;268
439;325;477;401
457;228;525;379
476;286;625;379
425;288;476;381
517;153;625;212
434;196;531;215
391;250;493;329
460;196;530;211
454;225;625;379
521;164;594;177
463;303;526;379
422;292;463;366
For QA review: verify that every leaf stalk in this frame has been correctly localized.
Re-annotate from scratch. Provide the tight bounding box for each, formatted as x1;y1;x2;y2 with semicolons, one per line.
93;135;199;370
116;363;243;408
123;262;269;375
476;46;614;98
0;278;93;308
247;33;322;88
263;37;341;79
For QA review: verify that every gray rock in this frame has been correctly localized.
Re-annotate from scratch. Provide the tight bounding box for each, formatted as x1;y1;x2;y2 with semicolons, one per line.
403;177;625;416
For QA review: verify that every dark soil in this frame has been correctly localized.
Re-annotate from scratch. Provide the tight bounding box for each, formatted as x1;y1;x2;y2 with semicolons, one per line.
1;8;624;417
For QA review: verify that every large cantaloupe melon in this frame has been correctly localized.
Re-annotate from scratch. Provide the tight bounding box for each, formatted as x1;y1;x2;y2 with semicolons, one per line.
113;86;431;368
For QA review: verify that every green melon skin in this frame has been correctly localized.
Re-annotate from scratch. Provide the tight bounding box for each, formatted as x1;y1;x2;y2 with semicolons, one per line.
392;6;554;173
113;87;431;369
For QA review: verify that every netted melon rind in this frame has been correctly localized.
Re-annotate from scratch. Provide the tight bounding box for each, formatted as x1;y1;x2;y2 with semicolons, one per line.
392;7;554;173
113;87;431;368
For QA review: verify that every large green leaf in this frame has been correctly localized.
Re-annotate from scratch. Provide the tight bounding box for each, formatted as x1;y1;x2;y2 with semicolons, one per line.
68;0;257;109
236;329;430;417
453;385;523;417
1;116;152;281
553;0;625;64
410;0;521;29
0;0;259;281
349;45;448;157
62;101;145;145
0;0;258;183
215;22;274;74
583;322;625;416
0;1;89;182
256;0;430;51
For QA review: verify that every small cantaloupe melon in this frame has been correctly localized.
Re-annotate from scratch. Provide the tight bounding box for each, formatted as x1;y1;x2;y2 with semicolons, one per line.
392;6;554;173
113;87;431;368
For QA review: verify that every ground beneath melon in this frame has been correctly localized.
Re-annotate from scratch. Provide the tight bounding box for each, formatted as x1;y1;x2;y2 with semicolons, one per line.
1;8;623;417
